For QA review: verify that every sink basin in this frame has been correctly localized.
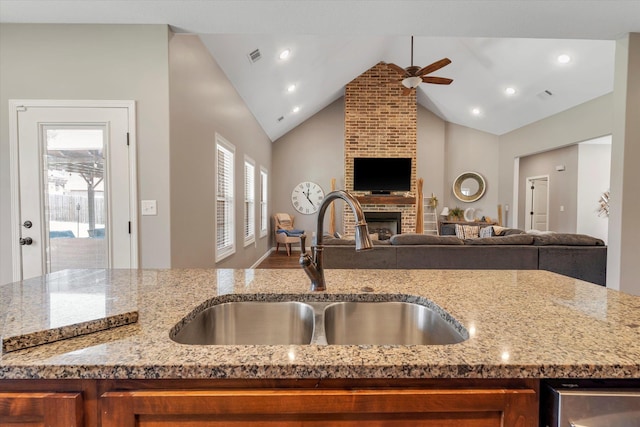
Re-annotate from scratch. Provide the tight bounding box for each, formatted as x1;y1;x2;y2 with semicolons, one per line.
323;301;466;345
171;301;315;345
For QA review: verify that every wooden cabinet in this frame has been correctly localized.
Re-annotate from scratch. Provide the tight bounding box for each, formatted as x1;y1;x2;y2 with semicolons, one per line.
101;387;537;427
0;391;83;427
0;379;538;426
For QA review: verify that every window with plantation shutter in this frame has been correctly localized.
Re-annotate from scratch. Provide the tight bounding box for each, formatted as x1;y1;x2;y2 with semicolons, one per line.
244;157;255;246
215;134;235;261
259;167;268;237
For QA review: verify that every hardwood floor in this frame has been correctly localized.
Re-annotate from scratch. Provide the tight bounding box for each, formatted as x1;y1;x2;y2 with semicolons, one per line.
256;249;302;268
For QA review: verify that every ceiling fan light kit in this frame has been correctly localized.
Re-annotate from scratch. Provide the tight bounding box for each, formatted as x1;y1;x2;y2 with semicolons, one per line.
402;76;422;89
388;36;453;95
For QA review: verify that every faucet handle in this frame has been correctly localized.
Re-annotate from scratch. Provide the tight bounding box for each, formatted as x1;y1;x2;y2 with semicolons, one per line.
299;234;307;255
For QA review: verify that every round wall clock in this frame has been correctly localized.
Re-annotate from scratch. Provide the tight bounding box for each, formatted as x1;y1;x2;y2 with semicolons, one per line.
291;181;324;214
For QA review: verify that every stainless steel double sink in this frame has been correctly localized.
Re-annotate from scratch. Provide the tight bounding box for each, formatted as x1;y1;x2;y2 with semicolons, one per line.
171;300;468;346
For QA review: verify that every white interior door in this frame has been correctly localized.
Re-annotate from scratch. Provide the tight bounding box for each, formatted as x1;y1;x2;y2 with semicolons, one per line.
10;101;137;280
525;176;549;231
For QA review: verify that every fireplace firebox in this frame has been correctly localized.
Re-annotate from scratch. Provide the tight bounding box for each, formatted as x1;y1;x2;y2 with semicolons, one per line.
364;212;402;240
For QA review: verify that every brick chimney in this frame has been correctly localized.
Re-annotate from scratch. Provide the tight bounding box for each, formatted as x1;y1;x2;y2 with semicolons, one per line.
343;62;417;235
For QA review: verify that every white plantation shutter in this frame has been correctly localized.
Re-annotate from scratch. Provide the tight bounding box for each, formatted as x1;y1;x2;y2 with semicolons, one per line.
244;157;255;245
260;168;268;237
216;135;235;261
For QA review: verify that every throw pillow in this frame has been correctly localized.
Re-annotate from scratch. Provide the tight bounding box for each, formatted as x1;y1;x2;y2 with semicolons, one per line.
455;224;480;239
492;225;507;235
479;226;494;238
440;224;457;235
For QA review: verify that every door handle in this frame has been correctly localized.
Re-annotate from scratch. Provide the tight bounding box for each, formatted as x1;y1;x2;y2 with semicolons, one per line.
19;237;33;245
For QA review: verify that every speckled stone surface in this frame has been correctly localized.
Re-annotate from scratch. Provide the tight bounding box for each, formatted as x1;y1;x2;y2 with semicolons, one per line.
1;268;640;380
1;269;138;354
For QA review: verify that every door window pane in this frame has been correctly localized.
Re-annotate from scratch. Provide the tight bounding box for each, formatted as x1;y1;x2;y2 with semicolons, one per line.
44;127;108;272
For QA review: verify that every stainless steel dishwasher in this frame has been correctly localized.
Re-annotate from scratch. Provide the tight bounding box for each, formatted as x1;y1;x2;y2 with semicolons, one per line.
542;381;640;427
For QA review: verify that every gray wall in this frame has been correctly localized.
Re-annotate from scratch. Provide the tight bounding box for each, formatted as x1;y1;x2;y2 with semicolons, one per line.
168;34;272;268
0;24;171;285
518;145;579;232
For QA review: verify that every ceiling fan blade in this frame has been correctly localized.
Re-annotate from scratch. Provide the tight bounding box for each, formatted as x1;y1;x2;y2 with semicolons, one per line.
401;87;413;96
386;62;408;77
422;76;453;85
417;58;452;76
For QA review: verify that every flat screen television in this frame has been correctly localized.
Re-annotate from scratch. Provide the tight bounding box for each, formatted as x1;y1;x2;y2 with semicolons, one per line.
353;157;412;194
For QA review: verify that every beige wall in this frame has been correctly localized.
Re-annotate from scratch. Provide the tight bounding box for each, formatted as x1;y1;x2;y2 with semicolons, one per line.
0;24;171;285
417;106;446;204
497;93;613;230
444;123;500;221
272;98;346;242
168;34;272;268
271;97;500;238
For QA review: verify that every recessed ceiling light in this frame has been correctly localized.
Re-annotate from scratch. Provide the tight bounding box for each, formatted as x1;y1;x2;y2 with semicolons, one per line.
557;54;571;64
287;84;296;93
292;106;300;113
471;108;481;116
279;49;291;60
505;87;516;96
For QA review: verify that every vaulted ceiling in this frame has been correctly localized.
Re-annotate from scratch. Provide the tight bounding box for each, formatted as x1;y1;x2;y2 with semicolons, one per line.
2;1;639;141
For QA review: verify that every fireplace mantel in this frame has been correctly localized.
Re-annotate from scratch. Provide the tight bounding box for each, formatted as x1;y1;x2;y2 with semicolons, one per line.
356;195;416;205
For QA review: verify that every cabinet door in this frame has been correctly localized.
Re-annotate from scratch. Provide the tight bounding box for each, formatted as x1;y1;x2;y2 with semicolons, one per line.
0;392;83;427
101;388;537;426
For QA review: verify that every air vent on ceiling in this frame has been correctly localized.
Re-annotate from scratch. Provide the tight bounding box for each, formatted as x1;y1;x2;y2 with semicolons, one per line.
537;89;553;100
248;48;262;63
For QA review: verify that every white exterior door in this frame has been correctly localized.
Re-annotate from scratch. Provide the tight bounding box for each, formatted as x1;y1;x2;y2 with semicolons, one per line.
9;101;138;280
525;176;549;232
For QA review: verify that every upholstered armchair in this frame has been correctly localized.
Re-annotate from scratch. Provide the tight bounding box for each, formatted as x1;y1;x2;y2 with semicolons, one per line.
274;213;304;256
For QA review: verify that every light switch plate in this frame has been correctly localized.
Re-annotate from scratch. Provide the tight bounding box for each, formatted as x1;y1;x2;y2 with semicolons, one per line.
141;200;157;216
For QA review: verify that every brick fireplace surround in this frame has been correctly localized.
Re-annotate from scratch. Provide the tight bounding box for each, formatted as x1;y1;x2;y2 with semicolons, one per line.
343;62;417;235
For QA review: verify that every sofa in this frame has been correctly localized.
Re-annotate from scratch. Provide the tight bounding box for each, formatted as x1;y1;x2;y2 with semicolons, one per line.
321;228;607;286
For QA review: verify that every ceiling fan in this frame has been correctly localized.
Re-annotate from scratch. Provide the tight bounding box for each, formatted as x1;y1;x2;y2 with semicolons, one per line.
386;36;453;95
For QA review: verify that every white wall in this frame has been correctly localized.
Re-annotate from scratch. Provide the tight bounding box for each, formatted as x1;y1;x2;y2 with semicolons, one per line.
0;24;171;285
168;34;272;268
608;33;640;295
577;137;611;243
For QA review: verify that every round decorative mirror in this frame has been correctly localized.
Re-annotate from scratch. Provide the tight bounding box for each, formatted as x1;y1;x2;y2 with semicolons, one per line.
453;171;486;203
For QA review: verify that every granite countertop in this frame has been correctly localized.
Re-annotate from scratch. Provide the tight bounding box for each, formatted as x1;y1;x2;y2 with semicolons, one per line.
1;268;640;380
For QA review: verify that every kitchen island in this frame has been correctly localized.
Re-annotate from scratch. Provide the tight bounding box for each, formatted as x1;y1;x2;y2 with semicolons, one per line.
1;268;640;426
